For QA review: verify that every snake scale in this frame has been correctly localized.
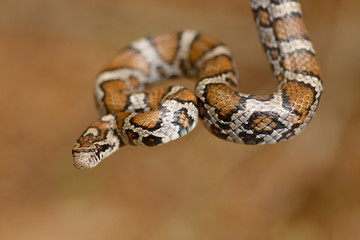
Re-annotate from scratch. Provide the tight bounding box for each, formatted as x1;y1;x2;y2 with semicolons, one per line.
72;0;323;169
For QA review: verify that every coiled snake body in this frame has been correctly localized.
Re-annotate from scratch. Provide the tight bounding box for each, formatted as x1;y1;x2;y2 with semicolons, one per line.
73;0;323;169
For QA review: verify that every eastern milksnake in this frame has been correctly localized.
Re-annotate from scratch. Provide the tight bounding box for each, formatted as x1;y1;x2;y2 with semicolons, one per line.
73;0;323;169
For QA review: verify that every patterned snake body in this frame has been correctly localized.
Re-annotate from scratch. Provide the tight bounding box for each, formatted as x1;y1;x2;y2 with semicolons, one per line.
73;0;322;169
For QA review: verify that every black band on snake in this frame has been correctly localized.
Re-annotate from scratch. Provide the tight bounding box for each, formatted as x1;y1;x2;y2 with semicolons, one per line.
72;0;323;169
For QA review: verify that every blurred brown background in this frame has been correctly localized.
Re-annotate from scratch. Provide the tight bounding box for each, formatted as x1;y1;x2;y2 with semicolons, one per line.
1;0;359;239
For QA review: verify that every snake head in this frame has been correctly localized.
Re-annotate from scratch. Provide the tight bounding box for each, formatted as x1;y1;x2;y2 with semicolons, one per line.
72;114;121;169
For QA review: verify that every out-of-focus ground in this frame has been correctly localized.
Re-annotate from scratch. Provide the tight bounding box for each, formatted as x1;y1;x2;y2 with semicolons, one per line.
1;0;359;239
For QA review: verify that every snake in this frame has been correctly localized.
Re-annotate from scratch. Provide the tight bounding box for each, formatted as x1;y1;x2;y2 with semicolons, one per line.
72;0;323;169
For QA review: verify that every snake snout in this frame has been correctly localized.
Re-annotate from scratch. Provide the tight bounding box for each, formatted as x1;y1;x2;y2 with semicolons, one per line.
72;146;99;169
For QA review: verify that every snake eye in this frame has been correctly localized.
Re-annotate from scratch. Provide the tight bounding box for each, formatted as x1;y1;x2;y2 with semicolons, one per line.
94;145;101;157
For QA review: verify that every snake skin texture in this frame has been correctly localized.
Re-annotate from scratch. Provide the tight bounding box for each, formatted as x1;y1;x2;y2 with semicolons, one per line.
72;0;322;169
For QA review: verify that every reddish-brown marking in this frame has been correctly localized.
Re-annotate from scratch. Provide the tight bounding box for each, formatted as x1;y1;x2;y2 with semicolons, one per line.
273;17;308;40
178;113;190;129
144;87;169;110
165;88;197;104
103;49;150;74
153;32;179;63
270;49;280;59
257;10;271;27
180;60;189;75
189;34;222;65
129;76;140;88
132;110;163;129
102;80;129;113
283;53;322;77
126;130;138;139
206;84;240;118
251;115;279;132
282;81;315;121
200;55;234;79
116;112;131;130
